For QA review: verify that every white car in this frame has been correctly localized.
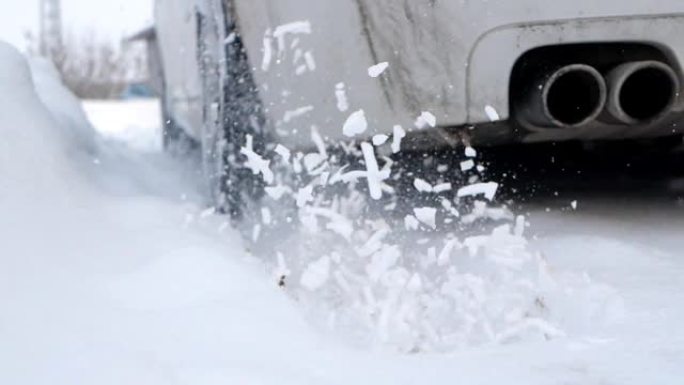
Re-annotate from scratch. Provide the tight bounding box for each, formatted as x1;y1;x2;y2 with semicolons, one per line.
150;0;684;216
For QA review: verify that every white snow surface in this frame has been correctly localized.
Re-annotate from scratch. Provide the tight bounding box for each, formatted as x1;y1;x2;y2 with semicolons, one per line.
82;99;162;152
1;42;684;384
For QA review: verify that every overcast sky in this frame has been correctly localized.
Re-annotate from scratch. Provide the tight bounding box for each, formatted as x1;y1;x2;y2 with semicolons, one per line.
0;0;153;51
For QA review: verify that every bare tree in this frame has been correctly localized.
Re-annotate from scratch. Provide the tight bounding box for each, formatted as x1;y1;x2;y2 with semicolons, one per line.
27;31;147;100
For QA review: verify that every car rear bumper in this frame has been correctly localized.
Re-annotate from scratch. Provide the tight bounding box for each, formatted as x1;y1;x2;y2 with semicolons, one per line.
234;0;684;147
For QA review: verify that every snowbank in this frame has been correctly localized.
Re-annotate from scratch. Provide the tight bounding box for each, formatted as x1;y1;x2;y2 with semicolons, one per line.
0;41;324;385
29;58;95;152
82;99;162;152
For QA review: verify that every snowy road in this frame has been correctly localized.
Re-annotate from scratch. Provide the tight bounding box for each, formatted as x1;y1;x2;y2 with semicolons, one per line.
2;42;683;384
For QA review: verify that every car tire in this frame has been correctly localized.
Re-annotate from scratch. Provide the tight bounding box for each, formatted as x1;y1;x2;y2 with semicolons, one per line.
198;1;269;221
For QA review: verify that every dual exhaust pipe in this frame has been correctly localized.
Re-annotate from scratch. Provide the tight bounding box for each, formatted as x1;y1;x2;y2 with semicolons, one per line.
517;61;680;129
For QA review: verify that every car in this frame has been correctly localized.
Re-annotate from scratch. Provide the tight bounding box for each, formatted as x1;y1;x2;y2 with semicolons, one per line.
149;0;684;217
120;83;156;100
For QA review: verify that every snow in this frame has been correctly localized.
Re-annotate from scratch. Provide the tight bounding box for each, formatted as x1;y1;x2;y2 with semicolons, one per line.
304;51;317;71
273;21;312;58
275;143;292;162
361;141;384;200
413;207;438;229
368;61;389;78
31;58;95;151
0;42;318;384
342;109;368;137
414;178;452;193
413;178;434;193
372;134;389;146
485;105;501;121
283;105;314;123
261;29;273;71
225;32;237;44
404;215;420;230
3;41;684;384
415;111;437;129
300;256;331;291
457;182;499;201
273;21;312;41
265;184;291;200
433;183;452;193
335;82;349;112
465;146;477;158
310;125;328;158
460;159;475;171
391;124;406;153
296;184;315;207
82;99;161;152
240;134;275;184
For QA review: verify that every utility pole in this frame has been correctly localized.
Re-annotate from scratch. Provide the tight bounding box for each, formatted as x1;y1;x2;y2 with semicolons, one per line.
39;0;64;58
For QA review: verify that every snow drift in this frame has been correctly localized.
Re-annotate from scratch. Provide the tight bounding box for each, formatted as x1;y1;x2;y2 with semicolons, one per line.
0;41;324;385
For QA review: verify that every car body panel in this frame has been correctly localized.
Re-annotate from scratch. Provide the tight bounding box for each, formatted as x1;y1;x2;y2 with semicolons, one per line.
155;0;684;148
232;0;393;149
155;0;203;139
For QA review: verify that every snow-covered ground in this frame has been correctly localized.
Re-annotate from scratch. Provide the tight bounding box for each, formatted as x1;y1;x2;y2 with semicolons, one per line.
2;41;683;384
82;99;162;153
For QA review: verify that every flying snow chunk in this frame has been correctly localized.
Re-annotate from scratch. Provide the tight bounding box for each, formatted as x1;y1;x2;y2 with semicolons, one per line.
310;125;328;158
414;178;433;193
484;105;500;121
225;32;237;44
361;142;385;200
404;215;420;230
273;21;312;54
261;29;273;71
273;21;312;39
296;184;315;208
407;274;423;292
465;146;477;158
391;125;406;153
304;51;316;71
415;111;437;129
414;207;437;229
261;207;272;225
414;179;451;193
335;82;349;112
457;182;499;201
433;183;452;193
265;185;289;200
282;105;314;123
274;144;291;162
372;134;389;146
343;109;368;137
368;62;389;78
460;160;475;171
300;256;331;291
571;200;578;210
241;135;274;184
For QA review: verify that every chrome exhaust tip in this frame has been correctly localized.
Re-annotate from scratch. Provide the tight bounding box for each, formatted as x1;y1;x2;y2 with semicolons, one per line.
601;60;680;125
516;64;607;129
